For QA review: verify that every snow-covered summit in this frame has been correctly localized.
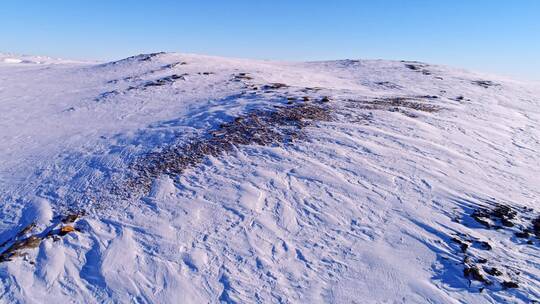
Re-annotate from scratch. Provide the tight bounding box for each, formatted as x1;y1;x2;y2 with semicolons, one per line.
0;52;539;303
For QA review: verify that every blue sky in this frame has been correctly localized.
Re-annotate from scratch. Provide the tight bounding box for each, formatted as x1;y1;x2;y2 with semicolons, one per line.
1;1;539;80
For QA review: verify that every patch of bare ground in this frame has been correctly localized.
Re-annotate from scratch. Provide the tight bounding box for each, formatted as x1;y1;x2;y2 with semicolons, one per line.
129;100;331;193
0;213;83;263
232;72;254;81
443;199;539;295
402;61;433;75
142;74;188;88
344;96;441;119
472;80;500;89
373;81;402;89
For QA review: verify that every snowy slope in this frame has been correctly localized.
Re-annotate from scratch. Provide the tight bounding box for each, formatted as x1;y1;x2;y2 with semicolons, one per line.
0;52;539;303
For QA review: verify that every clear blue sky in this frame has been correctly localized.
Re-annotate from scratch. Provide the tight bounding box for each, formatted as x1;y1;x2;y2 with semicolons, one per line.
1;1;539;80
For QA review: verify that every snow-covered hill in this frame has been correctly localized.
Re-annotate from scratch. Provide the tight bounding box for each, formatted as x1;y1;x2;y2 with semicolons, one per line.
0;52;539;303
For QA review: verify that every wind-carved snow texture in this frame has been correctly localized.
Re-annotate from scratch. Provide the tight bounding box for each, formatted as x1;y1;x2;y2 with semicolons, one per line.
0;52;539;303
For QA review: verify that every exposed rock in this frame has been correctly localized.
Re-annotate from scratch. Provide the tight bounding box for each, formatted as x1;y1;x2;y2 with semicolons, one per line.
263;83;288;90
515;231;530;238
464;266;489;284
485;267;502;276
130;102;331;193
502;281;519;289
472;80;499;88
59;226;76;236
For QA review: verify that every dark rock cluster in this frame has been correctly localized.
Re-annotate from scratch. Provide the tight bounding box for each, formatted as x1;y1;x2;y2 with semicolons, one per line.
129;101;331;193
447;202;539;292
344;96;441;119
472;80;500;89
